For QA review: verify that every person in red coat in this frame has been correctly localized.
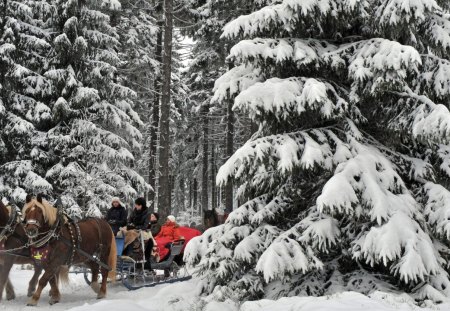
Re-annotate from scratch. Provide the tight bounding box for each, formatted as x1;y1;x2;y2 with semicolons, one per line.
155;215;182;260
157;215;182;240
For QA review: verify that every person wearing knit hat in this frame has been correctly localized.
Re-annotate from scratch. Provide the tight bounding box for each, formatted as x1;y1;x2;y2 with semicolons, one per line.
106;197;127;235
143;211;162;264
155;215;181;241
147;212;161;237
126;197;150;230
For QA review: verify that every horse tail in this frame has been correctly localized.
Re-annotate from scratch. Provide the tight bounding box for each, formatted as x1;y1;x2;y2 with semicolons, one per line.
107;229;117;282
59;265;70;285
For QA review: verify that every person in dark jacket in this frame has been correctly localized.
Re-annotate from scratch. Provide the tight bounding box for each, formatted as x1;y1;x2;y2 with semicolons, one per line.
106;197;127;235
126;197;150;230
144;212;161;265
147;212;161;237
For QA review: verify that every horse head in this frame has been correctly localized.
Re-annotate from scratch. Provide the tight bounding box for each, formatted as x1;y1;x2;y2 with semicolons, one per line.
203;208;219;230
0;200;9;227
23;195;57;239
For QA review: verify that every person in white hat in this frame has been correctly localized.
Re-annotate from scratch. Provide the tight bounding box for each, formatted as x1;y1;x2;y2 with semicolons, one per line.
155;215;181;241
106;197;128;235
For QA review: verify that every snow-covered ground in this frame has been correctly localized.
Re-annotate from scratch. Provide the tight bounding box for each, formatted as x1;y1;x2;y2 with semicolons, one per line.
2;269;449;311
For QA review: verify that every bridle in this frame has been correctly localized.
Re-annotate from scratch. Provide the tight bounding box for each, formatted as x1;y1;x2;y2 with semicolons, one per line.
0;204;34;254
24;205;63;248
0;205;19;242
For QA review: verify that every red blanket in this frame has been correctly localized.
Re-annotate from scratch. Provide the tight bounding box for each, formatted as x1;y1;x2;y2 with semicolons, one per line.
155;226;201;260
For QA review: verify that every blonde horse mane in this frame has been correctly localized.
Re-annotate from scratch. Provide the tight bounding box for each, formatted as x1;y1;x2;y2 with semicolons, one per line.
22;199;58;226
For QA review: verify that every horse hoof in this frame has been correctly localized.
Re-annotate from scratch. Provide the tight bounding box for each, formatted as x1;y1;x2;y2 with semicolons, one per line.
97;292;106;299
49;299;60;305
28;288;36;297
90;282;100;294
6;294;16;301
27;300;38;307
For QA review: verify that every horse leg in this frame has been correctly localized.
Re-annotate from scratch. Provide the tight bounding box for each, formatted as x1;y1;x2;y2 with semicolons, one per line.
27;269;55;306
89;263;100;294
97;267;108;299
0;259;14;301
5;277;15;301
27;265;43;297
48;274;61;305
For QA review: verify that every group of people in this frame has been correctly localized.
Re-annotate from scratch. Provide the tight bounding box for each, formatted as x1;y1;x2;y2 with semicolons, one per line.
105;197;181;263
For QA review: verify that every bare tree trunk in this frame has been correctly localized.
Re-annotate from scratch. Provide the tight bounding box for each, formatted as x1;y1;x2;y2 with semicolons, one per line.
189;180;192;214
225;96;234;214
250;120;258;137
211;143;217;210
201;105;209;211
179;177;185;212
148;0;163;208
157;0;173;219
193;178;198;214
169;174;174;215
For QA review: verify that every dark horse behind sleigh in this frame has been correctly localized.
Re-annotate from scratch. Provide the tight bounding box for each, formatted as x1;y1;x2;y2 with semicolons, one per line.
22;196;116;306
0;200;43;301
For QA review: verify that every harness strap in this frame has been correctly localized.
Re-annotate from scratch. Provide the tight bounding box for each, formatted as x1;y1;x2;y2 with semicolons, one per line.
66;222;76;267
58;236;111;271
74;221;82;247
93;218;103;258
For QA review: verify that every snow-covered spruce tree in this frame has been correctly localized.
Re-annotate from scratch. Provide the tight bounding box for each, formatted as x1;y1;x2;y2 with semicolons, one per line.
185;0;450;302
0;0;54;201
44;0;149;215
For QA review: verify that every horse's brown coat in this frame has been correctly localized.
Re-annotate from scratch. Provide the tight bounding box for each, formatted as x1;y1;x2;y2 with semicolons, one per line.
23;199;116;306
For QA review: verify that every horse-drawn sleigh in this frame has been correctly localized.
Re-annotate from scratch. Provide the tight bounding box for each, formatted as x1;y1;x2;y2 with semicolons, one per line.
0;195;198;305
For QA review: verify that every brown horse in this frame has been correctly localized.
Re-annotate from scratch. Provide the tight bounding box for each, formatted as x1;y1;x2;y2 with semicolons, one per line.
0;200;42;301
22;197;116;306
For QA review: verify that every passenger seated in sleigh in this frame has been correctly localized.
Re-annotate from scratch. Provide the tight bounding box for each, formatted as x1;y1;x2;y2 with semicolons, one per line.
111;197;201;267
116;197;159;262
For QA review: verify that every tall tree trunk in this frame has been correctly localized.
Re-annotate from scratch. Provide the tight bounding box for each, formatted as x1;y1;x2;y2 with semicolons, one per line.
250;120;258;138
193;136;199;216
189;179;192;213
179;177;185;212
158;0;173;219
201;105;209;211
149;1;163;208
169;174;174;215
225;92;234;214
211;142;217;210
193;177;198;214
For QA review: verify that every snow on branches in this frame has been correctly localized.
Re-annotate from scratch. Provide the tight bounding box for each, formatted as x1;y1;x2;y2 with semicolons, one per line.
234;77;350;121
186;0;450;302
0;0;149;211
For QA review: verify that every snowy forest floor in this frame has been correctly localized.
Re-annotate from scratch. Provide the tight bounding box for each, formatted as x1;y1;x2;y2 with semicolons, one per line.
2;268;450;311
